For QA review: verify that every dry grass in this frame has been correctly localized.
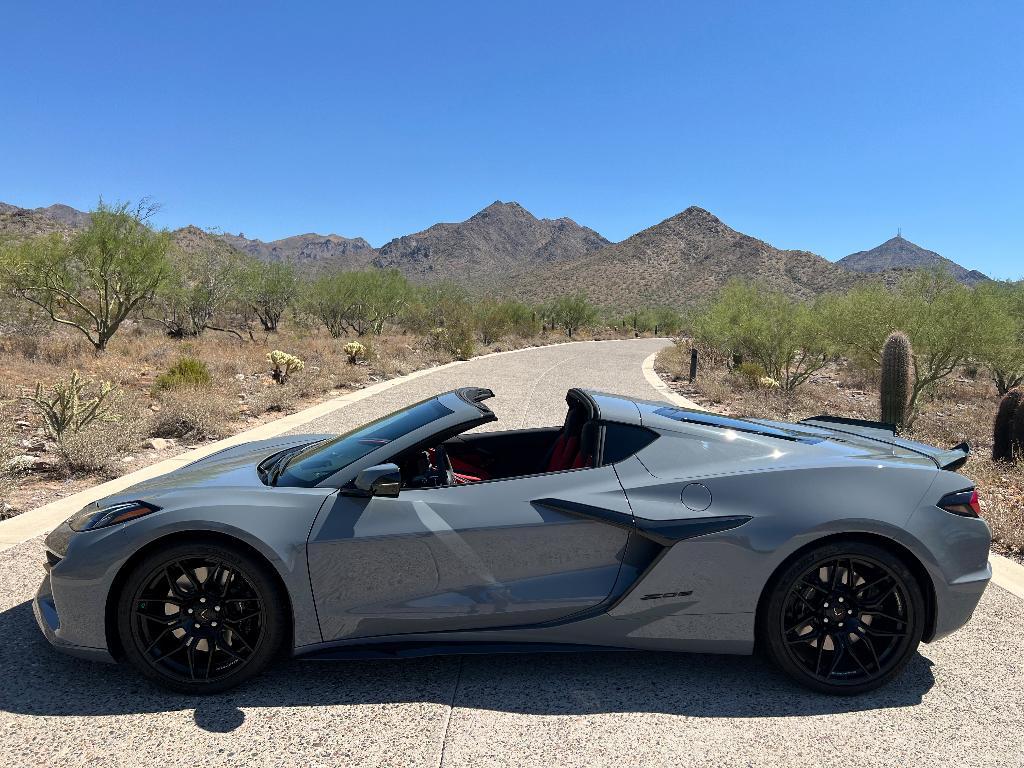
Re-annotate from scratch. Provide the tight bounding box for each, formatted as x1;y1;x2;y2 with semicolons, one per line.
152;387;237;443
56;389;149;476
657;340;1024;559
0;403;17;516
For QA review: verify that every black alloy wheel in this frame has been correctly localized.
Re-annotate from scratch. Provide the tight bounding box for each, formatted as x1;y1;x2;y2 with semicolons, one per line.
762;541;925;695
118;541;286;693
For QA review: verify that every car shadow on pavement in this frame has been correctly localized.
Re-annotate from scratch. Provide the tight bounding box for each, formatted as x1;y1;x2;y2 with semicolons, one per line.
0;600;935;733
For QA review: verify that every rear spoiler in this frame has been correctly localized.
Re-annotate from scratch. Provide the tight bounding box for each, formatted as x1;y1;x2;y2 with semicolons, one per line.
800;415;971;471
931;442;972;471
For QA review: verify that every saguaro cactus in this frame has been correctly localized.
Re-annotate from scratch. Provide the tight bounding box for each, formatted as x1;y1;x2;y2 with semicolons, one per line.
992;389;1022;461
880;331;912;428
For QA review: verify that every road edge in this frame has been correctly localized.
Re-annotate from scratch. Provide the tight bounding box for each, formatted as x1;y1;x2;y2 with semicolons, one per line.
640;349;704;410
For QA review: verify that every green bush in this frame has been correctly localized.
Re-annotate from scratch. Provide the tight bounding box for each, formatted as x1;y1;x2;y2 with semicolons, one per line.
544;293;598;338
155;356;213;390
823;270;1000;422
430;325;476;361
305;269;411;337
691;281;833;391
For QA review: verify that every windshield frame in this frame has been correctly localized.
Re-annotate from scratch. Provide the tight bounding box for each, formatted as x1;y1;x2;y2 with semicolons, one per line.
274;396;457;488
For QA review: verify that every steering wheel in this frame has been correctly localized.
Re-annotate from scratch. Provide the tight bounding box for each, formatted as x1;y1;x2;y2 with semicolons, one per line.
433;444;456;487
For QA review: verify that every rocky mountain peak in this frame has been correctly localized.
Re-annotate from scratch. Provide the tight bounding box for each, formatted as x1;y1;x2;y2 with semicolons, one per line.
838;233;989;285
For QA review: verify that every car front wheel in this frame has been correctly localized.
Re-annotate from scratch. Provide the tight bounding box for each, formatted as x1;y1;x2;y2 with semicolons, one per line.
117;540;287;694
761;541;925;695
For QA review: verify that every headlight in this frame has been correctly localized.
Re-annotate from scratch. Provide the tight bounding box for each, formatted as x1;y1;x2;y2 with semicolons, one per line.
68;501;162;532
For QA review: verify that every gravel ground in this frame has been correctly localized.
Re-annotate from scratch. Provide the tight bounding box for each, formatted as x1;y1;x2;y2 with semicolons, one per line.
1;338;1021;768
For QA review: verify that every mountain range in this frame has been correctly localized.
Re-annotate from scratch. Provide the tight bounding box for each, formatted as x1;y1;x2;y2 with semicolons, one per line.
0;199;990;307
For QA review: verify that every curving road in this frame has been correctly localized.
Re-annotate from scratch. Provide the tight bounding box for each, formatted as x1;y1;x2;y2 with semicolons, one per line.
0;338;1022;768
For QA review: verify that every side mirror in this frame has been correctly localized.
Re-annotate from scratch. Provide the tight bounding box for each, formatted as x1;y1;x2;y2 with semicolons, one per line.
349;463;401;498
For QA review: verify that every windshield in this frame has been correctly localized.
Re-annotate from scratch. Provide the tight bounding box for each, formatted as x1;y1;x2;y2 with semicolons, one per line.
275;398;454;487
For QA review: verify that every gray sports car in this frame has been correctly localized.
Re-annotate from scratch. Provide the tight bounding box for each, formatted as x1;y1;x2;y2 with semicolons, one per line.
35;387;991;695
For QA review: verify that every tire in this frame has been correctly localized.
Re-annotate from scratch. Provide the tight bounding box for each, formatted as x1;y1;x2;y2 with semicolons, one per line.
760;540;925;695
116;540;288;694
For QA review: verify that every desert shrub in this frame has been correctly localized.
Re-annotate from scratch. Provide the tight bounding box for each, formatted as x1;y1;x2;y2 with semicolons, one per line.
0;405;16;513
736;362;767;389
47;389;145;476
473;299;538;345
60;420;140;476
429;325;476;361
824;270;1001;419
973;281;1024;395
544;293;598;338
268;350;304;384
692;281;834;390
155;356;213;390
305;269;411;337
247;386;298;417
694;372;729;404
152;388;234;442
398;282;471;335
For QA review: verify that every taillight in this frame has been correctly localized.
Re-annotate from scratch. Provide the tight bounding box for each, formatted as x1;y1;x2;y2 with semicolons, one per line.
938;488;981;518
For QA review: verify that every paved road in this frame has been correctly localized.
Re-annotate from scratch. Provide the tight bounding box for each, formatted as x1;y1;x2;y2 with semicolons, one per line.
1;339;1022;767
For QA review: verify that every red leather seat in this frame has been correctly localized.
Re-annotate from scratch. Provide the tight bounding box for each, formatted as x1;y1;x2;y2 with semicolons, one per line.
546;408;584;472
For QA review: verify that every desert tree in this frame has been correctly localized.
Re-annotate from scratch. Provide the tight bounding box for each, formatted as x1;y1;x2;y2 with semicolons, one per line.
153;229;247;338
692;280;834;391
547;293;598;338
649;306;684;336
242;259;298;333
306;269;411;337
823;270;990;423
473;299;537;344
0;200;170;351
972;280;1024;395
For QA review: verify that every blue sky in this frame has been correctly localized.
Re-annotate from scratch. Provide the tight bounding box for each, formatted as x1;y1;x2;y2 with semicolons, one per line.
2;2;1021;277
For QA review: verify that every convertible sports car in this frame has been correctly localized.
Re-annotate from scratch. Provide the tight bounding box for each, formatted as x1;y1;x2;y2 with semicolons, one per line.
35;387;991;695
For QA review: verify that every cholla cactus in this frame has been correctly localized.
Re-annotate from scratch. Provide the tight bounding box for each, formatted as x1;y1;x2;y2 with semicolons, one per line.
758;376;780;390
267;350;305;385
30;371;115;442
343;341;367;365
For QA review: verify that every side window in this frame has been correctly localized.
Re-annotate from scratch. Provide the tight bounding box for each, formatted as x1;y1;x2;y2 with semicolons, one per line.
601;423;657;465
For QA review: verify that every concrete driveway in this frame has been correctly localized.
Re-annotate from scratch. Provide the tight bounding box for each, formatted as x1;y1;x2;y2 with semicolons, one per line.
1;338;1022;767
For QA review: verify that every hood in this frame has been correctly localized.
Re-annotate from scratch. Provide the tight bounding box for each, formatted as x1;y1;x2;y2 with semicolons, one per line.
99;433;330;504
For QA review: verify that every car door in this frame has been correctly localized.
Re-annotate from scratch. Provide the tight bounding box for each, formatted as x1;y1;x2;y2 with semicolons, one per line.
307;464;635;642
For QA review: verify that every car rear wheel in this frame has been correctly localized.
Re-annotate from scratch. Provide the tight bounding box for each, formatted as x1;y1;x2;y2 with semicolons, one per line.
761;541;925;695
116;541;287;694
